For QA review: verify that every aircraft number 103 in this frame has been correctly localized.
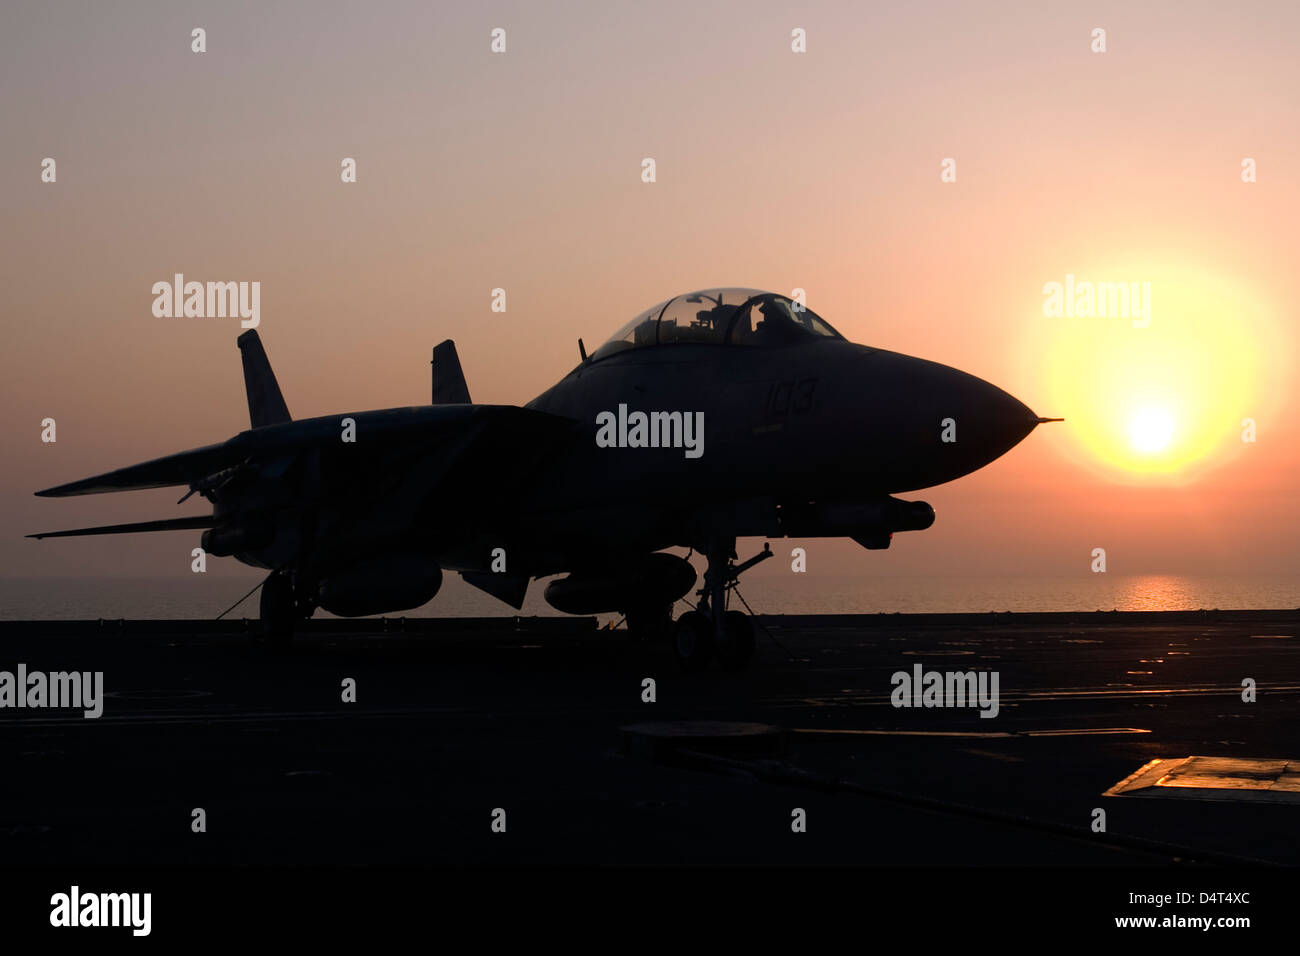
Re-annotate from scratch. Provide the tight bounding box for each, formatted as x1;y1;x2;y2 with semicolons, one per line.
764;377;818;418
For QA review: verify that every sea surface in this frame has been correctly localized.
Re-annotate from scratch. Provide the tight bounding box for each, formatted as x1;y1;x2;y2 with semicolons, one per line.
1;573;1297;621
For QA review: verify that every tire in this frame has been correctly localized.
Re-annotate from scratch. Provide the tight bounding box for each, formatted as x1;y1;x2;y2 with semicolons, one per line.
717;610;756;671
260;571;296;642
672;610;714;672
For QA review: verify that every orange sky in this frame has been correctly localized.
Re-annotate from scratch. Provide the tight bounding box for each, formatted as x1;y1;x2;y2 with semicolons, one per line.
2;0;1297;581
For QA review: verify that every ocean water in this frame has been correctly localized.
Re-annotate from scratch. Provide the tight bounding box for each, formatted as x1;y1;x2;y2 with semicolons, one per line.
1;572;1296;621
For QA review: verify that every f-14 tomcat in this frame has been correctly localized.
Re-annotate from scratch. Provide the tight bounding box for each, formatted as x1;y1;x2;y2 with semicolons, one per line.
31;288;1055;670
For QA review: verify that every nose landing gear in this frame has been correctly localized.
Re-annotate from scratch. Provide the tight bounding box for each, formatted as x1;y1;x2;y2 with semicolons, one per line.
671;540;770;672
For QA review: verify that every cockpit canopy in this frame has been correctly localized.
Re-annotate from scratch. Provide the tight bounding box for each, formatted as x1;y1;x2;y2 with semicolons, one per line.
590;288;843;362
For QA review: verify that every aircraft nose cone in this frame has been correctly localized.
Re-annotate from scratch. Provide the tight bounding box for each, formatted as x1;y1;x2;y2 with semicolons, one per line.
862;351;1043;491
941;365;1041;453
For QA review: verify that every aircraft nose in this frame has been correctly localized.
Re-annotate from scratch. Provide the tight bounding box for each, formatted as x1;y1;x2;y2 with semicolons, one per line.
864;351;1044;490
939;363;1040;450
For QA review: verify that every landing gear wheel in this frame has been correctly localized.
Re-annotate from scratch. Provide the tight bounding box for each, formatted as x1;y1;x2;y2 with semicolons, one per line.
717;610;756;671
672;610;714;672
260;571;296;642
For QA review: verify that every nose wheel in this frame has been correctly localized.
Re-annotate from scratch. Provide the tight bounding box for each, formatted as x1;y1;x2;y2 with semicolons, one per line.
670;540;769;672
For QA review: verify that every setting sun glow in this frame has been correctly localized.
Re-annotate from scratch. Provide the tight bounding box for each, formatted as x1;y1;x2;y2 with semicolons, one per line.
1025;265;1287;482
1129;407;1175;454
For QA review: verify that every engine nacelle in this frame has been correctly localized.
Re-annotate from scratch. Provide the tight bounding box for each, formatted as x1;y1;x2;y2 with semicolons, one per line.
544;552;697;615
318;554;443;617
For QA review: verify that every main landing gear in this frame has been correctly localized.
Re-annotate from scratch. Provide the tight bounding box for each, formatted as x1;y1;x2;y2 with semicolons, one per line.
671;540;771;672
259;569;313;642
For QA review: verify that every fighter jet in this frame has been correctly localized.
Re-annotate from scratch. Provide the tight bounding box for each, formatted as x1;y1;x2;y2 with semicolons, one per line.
30;288;1056;670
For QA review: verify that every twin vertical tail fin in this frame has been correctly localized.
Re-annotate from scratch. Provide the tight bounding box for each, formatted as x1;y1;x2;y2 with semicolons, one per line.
237;330;292;428
432;339;472;404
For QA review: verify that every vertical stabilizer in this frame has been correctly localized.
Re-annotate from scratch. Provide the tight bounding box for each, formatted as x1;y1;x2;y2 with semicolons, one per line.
236;330;292;428
432;340;472;404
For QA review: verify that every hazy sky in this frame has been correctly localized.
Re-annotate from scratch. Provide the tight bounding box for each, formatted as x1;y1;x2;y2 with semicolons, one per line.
2;0;1297;584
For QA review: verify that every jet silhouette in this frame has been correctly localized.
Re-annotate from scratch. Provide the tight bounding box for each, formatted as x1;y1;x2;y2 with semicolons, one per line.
31;288;1056;670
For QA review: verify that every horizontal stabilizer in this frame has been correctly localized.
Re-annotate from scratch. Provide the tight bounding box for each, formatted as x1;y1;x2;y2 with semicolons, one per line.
36;404;576;499
35;442;234;497
28;515;216;539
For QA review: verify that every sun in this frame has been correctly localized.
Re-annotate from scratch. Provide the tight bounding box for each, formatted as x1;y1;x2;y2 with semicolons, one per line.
1129;407;1174;454
1023;262;1287;482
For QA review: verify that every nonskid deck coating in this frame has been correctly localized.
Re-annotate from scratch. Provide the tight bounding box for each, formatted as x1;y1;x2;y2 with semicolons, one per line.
1;612;1297;865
